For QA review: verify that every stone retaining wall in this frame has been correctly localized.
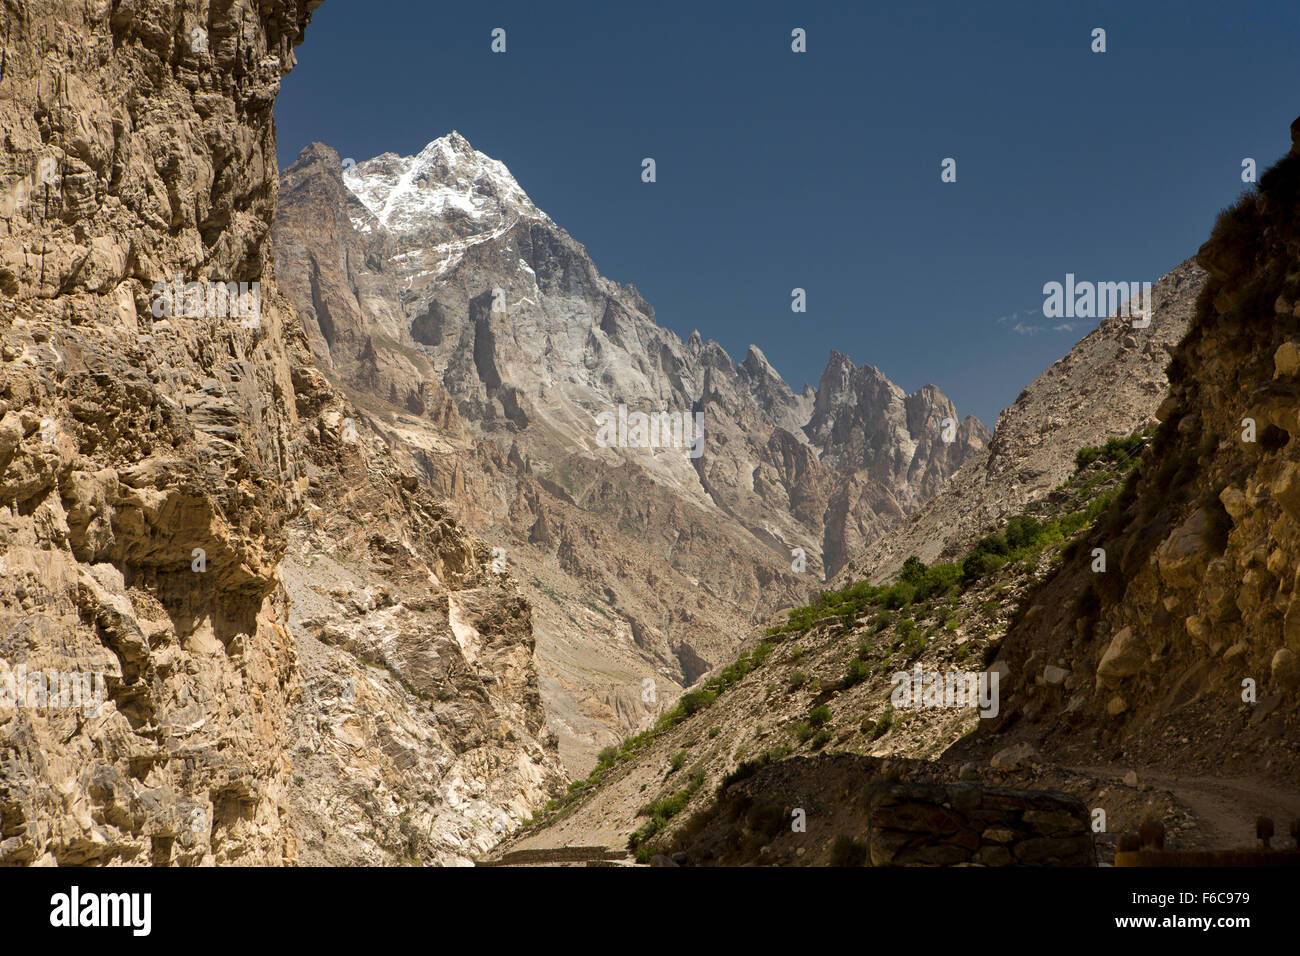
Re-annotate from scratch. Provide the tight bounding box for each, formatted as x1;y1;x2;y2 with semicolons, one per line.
868;782;1095;866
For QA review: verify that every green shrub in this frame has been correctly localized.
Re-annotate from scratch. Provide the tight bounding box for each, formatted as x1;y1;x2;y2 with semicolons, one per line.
1075;433;1144;472
870;707;895;740
925;563;960;594
961;550;1005;585
1004;515;1042;550
883;581;917;609
809;705;831;728
720;755;769;790
628;772;706;849
845;658;870;687
766;580;885;637
899;555;928;586
679;689;716;716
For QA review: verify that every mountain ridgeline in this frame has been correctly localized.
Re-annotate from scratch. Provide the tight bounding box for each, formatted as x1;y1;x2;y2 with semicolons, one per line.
273;135;988;769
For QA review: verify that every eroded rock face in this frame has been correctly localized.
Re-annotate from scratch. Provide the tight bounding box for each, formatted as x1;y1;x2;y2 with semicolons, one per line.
807;355;988;570
0;0;322;867
279;139;988;582
1;0;562;866
280;368;563;865
965;117;1300;780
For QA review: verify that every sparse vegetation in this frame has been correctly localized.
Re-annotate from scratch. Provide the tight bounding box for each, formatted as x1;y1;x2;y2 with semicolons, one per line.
528;638;778;827
766;429;1149;640
628;771;705;849
870;706;896;740
1074;432;1145;471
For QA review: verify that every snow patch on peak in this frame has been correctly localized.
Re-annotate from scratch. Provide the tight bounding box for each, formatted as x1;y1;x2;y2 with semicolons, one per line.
342;132;550;234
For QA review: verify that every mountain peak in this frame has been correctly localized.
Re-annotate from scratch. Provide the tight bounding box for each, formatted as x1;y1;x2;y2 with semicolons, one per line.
741;343;782;383
343;132;548;234
443;129;473;150
415;129;477;161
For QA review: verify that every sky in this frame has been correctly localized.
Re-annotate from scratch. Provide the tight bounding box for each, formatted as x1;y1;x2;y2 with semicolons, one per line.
275;0;1299;428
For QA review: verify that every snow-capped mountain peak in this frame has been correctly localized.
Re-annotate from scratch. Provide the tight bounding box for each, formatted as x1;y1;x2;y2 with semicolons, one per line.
343;131;549;235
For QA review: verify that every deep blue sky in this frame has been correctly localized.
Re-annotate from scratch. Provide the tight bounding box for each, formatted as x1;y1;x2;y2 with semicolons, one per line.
275;0;1298;428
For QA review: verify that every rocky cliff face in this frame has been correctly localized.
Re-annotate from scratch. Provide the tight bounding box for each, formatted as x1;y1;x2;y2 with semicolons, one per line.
0;0;561;866
280;366;563;865
808;354;991;572
958;117;1300;782
274;137;987;770
844;259;1206;584
0;0;323;867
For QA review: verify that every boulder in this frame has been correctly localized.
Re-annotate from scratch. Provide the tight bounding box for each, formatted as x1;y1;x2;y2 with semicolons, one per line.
1096;627;1147;684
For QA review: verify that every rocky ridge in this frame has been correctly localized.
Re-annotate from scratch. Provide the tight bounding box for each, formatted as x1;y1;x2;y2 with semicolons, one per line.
843;259;1207;585
0;0;560;866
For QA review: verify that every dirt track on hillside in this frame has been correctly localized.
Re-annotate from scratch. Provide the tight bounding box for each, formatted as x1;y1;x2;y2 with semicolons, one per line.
1078;766;1300;851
